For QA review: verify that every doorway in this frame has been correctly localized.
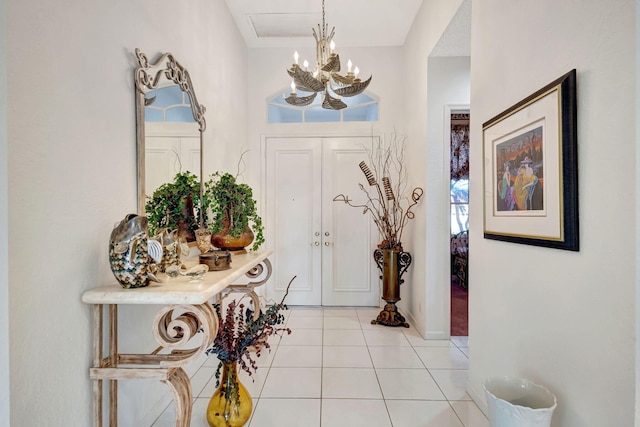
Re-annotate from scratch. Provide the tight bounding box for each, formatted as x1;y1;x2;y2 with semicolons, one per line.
263;136;379;306
449;111;469;336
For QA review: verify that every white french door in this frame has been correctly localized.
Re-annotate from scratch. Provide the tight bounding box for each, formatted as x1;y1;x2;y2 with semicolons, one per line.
264;136;379;306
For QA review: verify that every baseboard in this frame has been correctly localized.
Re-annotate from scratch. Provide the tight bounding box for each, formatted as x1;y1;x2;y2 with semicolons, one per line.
424;331;450;340
405;310;450;340
466;379;489;418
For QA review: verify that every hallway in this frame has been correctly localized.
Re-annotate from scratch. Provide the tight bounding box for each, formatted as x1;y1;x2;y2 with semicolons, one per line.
153;306;486;427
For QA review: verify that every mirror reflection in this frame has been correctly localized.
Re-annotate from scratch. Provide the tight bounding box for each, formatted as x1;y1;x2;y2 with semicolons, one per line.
134;49;206;241
144;86;200;198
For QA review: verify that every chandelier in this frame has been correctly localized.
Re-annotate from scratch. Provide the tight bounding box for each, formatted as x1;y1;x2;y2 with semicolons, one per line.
284;0;372;110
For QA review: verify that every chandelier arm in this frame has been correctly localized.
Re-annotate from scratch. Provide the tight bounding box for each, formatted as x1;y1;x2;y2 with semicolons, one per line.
332;76;372;97
284;93;317;107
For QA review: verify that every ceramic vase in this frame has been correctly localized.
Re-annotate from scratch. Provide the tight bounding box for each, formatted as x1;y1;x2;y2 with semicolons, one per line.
206;361;252;427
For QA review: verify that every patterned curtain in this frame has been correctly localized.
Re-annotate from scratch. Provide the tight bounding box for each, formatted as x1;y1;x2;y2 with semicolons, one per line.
451;116;470;180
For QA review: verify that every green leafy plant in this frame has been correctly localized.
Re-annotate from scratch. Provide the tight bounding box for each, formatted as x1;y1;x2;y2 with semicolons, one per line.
145;171;202;237
204;172;265;251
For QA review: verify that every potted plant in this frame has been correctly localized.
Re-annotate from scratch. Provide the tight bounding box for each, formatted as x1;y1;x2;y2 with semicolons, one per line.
203;172;265;252
145;171;203;242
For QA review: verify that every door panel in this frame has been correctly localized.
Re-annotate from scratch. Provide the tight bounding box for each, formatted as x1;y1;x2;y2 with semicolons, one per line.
265;138;322;305
265;136;379;307
322;137;379;306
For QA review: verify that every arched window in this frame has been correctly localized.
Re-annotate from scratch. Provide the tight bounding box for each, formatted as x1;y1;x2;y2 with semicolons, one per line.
268;89;379;123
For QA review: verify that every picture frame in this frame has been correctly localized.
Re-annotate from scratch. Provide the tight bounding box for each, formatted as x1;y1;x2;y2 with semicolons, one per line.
482;69;578;251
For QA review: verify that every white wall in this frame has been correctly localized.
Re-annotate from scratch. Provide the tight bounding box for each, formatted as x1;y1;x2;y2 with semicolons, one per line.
468;1;636;426
636;1;640;425
401;0;465;338
0;0;10;425
425;56;470;338
7;0;247;425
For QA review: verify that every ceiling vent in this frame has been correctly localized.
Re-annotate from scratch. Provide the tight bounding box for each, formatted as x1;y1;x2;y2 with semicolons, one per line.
249;13;318;38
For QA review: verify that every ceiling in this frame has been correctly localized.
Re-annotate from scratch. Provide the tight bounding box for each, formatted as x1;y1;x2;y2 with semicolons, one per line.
224;0;425;49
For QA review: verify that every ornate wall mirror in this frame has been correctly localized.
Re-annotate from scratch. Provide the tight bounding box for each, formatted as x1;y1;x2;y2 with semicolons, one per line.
134;48;206;230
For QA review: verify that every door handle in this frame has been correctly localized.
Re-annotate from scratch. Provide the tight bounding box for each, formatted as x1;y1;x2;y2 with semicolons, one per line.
314;241;320;246
324;242;331;246
324;232;330;236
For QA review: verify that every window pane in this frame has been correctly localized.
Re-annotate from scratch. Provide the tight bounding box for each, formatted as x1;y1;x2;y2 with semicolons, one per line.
450;178;469;203
268;105;303;123
344;104;379;122
451;203;469;234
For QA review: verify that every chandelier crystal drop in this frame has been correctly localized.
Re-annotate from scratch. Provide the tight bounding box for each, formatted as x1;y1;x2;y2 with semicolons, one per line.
284;0;372;110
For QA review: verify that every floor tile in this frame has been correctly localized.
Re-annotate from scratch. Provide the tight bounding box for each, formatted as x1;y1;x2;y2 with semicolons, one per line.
279;328;322;346
189;366;216;397
376;368;445;400
356;307;383;318
363;329;411;346
321;399;392;427
323;316;362;330
322;367;383;399
249;398;321;427
386;400;464;427
430;369;472;401
368;346;425;369
286;316;324;329
153;398;211;427
261;367;322;398
359;318;379;330
324;307;358;316
414;347;469;369
323;329;366;346
289;307;324;317
323;346;373;368
271;345;322;367
451;336;469;348
450;401;490;427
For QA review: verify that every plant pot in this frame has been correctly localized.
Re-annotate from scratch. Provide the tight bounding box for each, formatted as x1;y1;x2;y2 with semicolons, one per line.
207;361;252;427
212;225;254;254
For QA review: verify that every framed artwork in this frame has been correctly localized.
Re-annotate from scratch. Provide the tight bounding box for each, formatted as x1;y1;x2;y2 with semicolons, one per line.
482;69;578;251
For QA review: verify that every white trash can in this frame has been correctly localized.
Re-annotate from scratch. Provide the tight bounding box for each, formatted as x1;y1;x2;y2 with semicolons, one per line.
483;377;557;427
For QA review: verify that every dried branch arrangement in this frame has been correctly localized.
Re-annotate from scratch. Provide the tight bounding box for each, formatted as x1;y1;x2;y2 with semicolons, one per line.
334;132;423;250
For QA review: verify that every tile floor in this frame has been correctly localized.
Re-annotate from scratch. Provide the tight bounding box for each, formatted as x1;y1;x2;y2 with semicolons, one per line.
152;306;488;427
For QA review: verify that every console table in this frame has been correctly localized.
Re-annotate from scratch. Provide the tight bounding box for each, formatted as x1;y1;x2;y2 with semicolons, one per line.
82;250;272;427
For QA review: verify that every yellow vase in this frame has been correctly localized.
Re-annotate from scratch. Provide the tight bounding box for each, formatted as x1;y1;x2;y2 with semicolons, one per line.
207;361;252;427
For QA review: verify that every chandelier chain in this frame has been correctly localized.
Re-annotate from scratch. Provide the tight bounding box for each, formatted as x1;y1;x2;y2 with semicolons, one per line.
322;0;326;38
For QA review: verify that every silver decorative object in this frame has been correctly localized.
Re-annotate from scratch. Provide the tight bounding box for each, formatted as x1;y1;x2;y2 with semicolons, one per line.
109;214;160;289
283;0;372;111
154;228;181;272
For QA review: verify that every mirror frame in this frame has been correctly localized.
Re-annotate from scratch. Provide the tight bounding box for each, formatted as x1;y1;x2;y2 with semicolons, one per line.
134;48;207;218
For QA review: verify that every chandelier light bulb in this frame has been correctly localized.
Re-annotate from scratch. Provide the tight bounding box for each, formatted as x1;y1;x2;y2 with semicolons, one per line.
293;51;299;65
347;59;353;73
354;66;360;78
290;80;296;94
303;59;309;70
330;40;335;54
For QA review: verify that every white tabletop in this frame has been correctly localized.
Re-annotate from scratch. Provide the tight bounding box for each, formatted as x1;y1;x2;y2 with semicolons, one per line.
82;250;272;305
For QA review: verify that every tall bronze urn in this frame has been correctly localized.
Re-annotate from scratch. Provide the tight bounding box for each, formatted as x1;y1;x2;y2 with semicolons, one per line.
372;248;412;327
